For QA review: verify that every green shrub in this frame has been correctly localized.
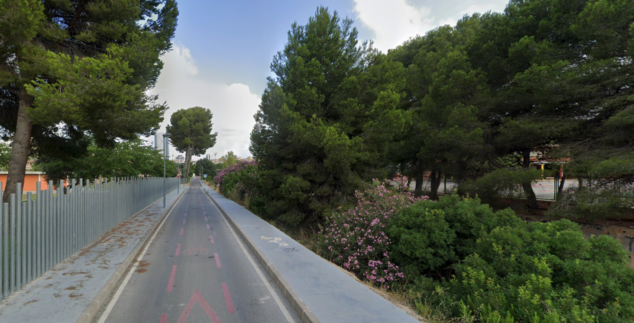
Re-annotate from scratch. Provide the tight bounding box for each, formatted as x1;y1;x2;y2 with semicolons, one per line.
387;195;523;278
446;220;634;322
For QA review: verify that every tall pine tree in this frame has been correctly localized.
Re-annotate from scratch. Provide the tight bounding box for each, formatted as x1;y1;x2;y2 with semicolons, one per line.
389;26;488;199
166;107;217;179
251;7;408;225
0;0;178;201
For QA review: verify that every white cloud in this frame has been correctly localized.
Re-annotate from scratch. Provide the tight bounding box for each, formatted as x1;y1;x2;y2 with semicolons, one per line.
438;3;508;27
148;44;261;159
352;0;508;53
352;0;434;52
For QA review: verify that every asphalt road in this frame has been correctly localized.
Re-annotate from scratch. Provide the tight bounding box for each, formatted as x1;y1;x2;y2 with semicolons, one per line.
97;179;301;323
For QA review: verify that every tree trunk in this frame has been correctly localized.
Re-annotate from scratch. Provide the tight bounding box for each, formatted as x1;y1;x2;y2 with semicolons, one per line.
3;88;33;203
183;145;192;179
558;174;566;197
578;177;583;189
522;149;539;209
414;160;424;197
405;162;412;192
430;170;442;200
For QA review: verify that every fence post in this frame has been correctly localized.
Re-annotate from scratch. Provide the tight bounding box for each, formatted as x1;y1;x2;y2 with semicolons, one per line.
16;183;22;291
27;192;32;284
0;182;3;301
10;193;15;295
2;202;7;300
36;181;41;279
47;180;53;271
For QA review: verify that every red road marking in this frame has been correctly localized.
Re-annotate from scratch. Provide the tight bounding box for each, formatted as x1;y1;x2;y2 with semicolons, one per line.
205;217;208;222
175;243;181;256
183;219;186;224
214;253;221;268
209;235;214;244
184;213;187;217
180;228;184;235
167;265;177;292
206;224;210;230
160;313;168;323
221;283;235;313
177;290;222;323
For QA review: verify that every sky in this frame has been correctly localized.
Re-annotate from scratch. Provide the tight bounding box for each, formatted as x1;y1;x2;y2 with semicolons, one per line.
153;0;509;160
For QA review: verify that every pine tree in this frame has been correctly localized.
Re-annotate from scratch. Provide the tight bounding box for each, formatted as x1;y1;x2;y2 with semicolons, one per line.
250;7;408;225
166;107;217;179
389;26;488;199
0;0;178;201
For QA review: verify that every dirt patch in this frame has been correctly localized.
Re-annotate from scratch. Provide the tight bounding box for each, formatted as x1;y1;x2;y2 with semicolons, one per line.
53;293;61;298
24;300;38;306
136;268;148;273
65;286;76;290
138;260;150;267
63;271;89;276
69;293;83;298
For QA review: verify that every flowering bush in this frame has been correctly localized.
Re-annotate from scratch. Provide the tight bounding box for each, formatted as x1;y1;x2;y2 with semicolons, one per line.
315;176;427;287
213;160;257;194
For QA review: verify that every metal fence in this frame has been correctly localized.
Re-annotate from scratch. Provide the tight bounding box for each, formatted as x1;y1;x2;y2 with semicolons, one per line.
0;177;180;301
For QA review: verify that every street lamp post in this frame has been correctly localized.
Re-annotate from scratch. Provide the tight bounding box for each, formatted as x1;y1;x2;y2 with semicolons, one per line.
163;134;170;208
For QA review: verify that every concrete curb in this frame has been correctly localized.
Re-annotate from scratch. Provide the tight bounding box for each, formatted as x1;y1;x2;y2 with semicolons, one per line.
75;186;187;323
200;183;320;323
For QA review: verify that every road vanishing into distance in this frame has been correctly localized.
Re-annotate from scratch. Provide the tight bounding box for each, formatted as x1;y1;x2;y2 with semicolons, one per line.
97;179;301;323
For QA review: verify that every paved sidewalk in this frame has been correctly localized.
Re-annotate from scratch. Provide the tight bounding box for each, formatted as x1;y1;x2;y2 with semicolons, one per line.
0;186;186;323
200;184;419;323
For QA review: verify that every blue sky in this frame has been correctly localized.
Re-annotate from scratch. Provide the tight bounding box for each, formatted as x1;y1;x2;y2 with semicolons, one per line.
153;0;509;159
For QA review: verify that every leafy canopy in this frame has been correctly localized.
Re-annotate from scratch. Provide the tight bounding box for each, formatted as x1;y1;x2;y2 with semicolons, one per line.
220;151;238;168
166;106;217;178
0;142;9;170
194;158;216;178
0;0;178;149
250;6;409;225
167;107;217;154
36;139;177;183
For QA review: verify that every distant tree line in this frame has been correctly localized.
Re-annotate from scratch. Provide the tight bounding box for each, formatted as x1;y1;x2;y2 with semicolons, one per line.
35;140;178;183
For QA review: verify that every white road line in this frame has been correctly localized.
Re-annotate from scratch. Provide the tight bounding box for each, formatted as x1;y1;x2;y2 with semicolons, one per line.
202;183;295;323
97;187;188;323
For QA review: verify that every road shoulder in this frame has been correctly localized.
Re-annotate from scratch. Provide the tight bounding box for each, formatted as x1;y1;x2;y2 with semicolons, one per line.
200;183;420;323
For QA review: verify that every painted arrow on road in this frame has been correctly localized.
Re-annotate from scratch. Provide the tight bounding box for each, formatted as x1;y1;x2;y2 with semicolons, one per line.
170;289;223;323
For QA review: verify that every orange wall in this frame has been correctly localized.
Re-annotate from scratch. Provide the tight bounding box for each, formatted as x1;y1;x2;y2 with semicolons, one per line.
0;174;53;192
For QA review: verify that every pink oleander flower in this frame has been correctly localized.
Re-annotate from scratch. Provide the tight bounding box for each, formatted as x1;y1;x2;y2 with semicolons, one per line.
315;177;428;288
